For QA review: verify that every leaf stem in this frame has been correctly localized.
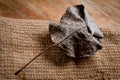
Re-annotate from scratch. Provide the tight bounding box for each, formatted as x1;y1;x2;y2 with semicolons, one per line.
14;43;57;75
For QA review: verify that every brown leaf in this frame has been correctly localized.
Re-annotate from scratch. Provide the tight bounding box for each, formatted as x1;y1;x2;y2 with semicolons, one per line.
15;4;104;75
49;4;104;57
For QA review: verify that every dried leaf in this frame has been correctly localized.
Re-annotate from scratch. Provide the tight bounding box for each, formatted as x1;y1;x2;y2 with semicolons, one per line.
49;4;104;57
15;4;104;75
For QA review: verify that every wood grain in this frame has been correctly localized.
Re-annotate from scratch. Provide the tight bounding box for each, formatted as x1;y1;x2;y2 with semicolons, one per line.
0;0;120;27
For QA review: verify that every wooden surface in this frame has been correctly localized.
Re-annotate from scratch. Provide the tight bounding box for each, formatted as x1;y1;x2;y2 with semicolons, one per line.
0;1;120;79
0;0;120;27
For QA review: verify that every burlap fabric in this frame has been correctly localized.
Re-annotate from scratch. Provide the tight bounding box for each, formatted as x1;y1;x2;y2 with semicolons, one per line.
0;17;120;80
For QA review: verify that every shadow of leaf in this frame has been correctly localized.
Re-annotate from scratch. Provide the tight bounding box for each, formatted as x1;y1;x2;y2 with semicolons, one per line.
39;33;72;66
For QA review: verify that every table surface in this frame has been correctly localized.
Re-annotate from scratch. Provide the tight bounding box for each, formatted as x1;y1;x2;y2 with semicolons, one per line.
0;0;120;27
0;1;120;79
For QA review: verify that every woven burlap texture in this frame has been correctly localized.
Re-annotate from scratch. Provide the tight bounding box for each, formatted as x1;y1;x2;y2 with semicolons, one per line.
0;17;120;80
